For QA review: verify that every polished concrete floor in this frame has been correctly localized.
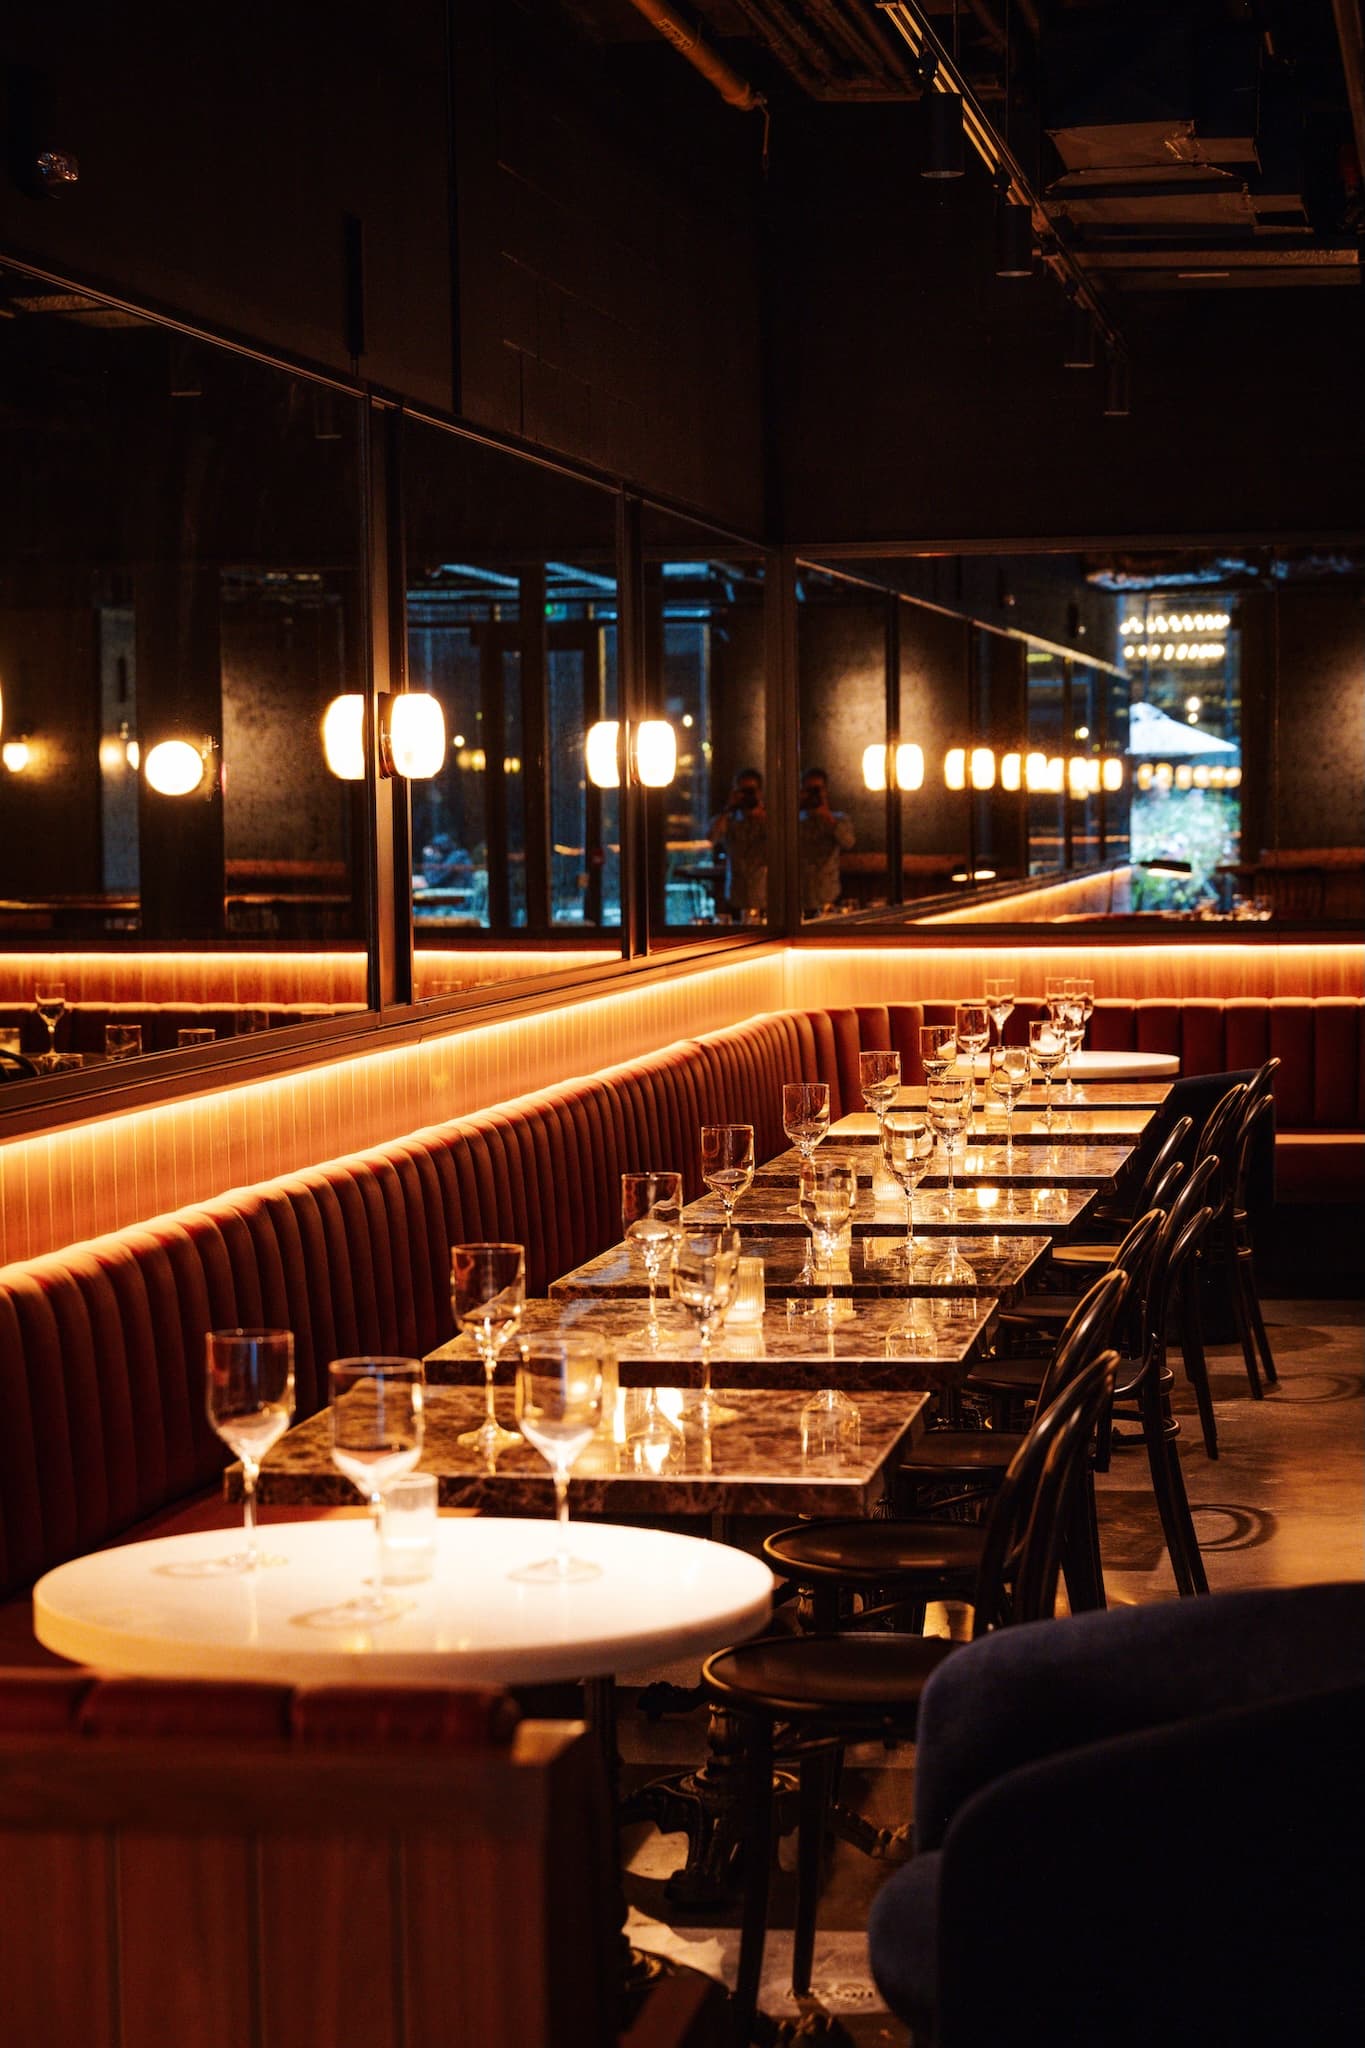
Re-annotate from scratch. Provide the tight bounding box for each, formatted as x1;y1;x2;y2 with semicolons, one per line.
619;1299;1365;2042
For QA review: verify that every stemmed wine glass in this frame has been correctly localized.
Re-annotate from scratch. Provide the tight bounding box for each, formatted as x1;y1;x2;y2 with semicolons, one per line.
700;1123;755;1229
670;1226;741;1426
955;1004;990;1094
988;1044;1030;1160
880;1111;935;1270
450;1242;525;1457
204;1329;295;1572
621;1171;682;1326
1029;1019;1067;1121
510;1339;605;1584
926;1077;970;1218
329;1356;425;1620
34;982;67;1069
782;1081;830;1163
1057;994;1086;1100
858;1050;901;1128
985;978;1015;1049
919;1024;956;1083
798;1158;856;1318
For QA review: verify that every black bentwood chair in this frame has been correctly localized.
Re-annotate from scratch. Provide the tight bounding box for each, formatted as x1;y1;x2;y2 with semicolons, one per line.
700;1345;1120;2044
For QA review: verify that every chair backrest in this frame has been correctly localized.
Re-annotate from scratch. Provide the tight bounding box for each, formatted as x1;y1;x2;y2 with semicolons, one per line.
1135;1114;1193;1211
1193;1082;1248;1202
972;1345;1120;1635
1036;1264;1130;1410
1144;1199;1217;1385
1232;1087;1275;1213
0;1672;620;2048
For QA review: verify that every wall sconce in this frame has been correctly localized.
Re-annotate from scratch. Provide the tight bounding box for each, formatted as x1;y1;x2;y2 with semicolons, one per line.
322;695;366;780
862;743;888;792
144;738;211;797
584;719;677;789
862;742;925;793
1067;756;1089;798
2;735;32;773
321;692;446;780
1136;762;1154;791
1174;763;1193;790
944;748;966;791
1024;752;1048;793
1047;758;1065;793
970;747;996;790
1101;757;1125;792
1001;752;1022;791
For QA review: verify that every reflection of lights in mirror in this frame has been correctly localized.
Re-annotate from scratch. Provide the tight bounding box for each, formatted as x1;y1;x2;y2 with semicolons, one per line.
2;737;32;774
144;739;209;797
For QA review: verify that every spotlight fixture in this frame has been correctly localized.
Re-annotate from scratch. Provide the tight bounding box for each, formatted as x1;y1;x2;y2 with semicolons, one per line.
2;735;31;774
584;719;677;790
922;89;965;179
994;200;1033;278
322;692;447;780
144;738;210;797
1104;352;1132;417
1063;299;1096;369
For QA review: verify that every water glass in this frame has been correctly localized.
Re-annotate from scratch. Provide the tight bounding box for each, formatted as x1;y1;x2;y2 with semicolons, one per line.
926;1078;971;1216
178;1026;217;1047
670;1225;741;1419
700;1123;755;1226
104;1023;143;1062
511;1339;606;1583
881;1110;935;1264
858;1050;901;1124
954;1004;990;1089
1029;1019;1067;1118
621;1171;682;1319
798;1158;856;1312
988;1044;1030;1153
727;1255;766;1325
34;981;67;1065
379;1472;439;1584
205;1328;296;1572
985;978;1015;1045
329;1355;425;1618
451;1242;525;1456
919;1023;956;1082
782;1081;830;1161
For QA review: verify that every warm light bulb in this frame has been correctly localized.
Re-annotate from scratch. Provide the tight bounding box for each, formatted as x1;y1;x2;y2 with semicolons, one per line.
1046;757;1064;793
894;743;924;791
1068;756;1089;797
144;738;207;796
944;748;966;791
1101;756;1124;791
1001;752;1021;791
862;744;888;792
633;719;677;788
1154;761;1174;789
585;721;621;788
1136;762;1154;790
1174;764;1193;790
2;738;30;774
1226;765;1242;788
970;746;996;791
387;693;446;779
1192;765;1210;789
1025;751;1048;793
322;694;366;780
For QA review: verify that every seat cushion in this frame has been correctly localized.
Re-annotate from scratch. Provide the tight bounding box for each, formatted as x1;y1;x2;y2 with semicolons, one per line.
867;1849;942;2039
764;1519;986;1584
1275;1132;1365;1204
703;1631;958;1720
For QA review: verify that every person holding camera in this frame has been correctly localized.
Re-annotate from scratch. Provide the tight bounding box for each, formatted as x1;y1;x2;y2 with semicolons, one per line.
798;766;855;914
709;767;768;918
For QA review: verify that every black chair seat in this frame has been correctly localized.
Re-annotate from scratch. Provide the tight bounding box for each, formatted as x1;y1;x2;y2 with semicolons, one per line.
764;1517;986;1585
1050;1239;1123;1268
965;1355;1047;1397
704;1630;958;1721
902;1430;1024;1476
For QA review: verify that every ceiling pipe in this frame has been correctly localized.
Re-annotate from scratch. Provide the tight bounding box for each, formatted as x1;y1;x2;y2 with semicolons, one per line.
621;0;766;112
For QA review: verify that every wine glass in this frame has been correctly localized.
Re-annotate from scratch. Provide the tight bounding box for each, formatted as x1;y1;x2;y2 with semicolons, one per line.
450;1242;525;1456
621;1171;682;1324
34;982;67;1068
329;1357;425;1620
204;1329;295;1572
798;1158;856;1316
670;1226;741;1425
510;1339;606;1584
988;1044;1030;1159
782;1081;830;1162
879;1111;935;1268
985;978;1015;1048
1029;1019;1067;1120
926;1078;971;1218
955;1005;990;1094
919;1023;956;1083
1058;995;1086;1100
700;1123;755;1228
858;1050;901;1128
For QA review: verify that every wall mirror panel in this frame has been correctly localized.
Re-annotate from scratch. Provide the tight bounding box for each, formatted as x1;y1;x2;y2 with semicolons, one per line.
0;266;370;1084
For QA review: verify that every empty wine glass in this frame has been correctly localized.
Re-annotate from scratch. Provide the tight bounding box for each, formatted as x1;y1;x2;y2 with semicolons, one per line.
621;1171;682;1323
450;1242;525;1456
988;1044;1031;1158
1029;1019;1067;1120
670;1225;741;1424
204;1329;295;1572
783;1081;830;1162
798;1158;856;1315
329;1357;425;1620
985;978;1015;1047
510;1338;605;1584
34;982;67;1068
919;1023;956;1083
880;1110;935;1267
926;1078;971;1218
700;1123;755;1228
858;1049;901;1127
1058;996;1086;1099
955;1004;990;1092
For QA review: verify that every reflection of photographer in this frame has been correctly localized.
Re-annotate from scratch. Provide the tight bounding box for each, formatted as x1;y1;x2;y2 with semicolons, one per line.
709;768;768;916
797;767;855;914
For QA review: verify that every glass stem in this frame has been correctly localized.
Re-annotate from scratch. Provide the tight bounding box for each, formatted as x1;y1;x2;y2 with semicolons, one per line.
483;1349;498;1428
700;1326;713;1401
905;1191;914;1262
241;1461;259;1565
371;1490;385;1596
553;1468;570;1541
946;1150;955;1216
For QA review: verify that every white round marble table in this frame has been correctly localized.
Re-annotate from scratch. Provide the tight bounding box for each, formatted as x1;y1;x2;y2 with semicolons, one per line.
1063;1049;1179;1081
33;1518;774;1686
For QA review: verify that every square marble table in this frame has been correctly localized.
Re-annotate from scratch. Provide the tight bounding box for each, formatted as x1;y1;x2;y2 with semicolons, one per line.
426;1295;997;1396
551;1231;1049;1304
683;1182;1095;1241
243;1384;930;1521
829;1106;1155;1147
755;1140;1135;1191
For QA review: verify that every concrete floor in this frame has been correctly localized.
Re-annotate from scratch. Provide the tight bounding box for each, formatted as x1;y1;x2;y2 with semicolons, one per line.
620;1299;1365;2042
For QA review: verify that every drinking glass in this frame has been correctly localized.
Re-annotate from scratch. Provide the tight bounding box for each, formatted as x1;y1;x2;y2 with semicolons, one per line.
919;1023;956;1083
988;1044;1031;1157
450;1242;525;1455
1058;996;1086;1099
34;982;67;1067
178;1026;217;1047
984;978;1015;1047
104;1023;143;1062
329;1356;425;1620
378;1472;439;1584
670;1226;741;1423
782;1081;830;1162
955;1004;990;1091
798;1158;856;1314
204;1329;295;1572
926;1078;971;1217
858;1050;901;1127
1029;1019;1067;1120
700;1123;755;1227
880;1110;935;1265
621;1171;682;1322
510;1338;606;1583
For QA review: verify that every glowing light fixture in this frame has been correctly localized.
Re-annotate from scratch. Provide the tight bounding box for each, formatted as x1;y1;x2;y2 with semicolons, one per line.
145;738;208;797
633;719;677;788
1047;757;1065;794
944;748;966;791
863;742;925;793
970;746;996;791
862;744;888;792
1101;756;1124;792
1001;752;1022;791
894;742;925;791
585;721;621;789
1025;751;1049;793
2;737;31;773
322;694;366;780
385;693;446;780
1067;756;1089;798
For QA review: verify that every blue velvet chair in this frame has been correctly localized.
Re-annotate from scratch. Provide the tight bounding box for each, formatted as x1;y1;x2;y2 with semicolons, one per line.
868;1583;1365;2046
